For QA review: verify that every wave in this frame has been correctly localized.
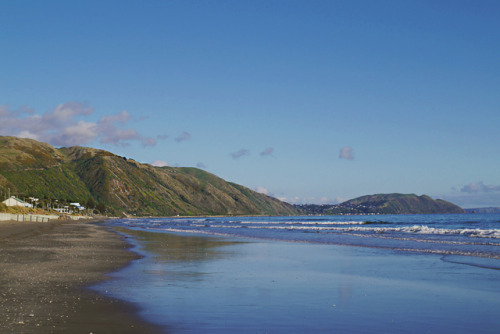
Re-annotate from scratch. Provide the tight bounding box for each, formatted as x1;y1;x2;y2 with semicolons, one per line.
400;225;500;239
194;224;367;230
392;247;500;260
111;216;500;260
339;231;500;246
346;225;500;239
191;223;500;239
236;221;367;225
320;225;500;239
138;226;500;260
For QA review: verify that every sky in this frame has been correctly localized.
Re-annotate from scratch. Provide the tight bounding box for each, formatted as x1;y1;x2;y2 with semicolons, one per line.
1;0;499;208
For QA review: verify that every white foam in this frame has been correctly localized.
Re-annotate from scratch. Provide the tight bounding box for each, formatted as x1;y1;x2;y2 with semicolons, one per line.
400;225;500;239
198;224;500;239
236;221;367;225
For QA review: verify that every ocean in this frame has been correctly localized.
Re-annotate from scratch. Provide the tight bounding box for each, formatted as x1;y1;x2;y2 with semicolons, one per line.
95;214;500;333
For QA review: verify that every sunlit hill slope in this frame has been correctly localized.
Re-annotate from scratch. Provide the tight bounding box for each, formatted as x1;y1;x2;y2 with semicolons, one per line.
295;193;464;215
0;136;296;216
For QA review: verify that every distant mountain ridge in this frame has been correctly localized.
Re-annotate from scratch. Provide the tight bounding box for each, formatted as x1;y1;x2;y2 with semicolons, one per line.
296;193;464;215
0;136;296;216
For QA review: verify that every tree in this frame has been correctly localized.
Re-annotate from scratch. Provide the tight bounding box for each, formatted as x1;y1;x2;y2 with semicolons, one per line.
96;202;106;214
86;198;96;209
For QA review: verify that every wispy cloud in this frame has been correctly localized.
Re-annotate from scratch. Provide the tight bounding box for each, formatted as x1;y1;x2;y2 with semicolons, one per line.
260;147;274;157
196;162;207;169
151;160;169;167
175;131;191;143
254;186;269;195
0;102;156;147
339;146;354;160
157;134;169;140
439;191;500;208
230;148;250;160
277;195;346;205
277;196;301;204
461;182;500;193
98;110;155;147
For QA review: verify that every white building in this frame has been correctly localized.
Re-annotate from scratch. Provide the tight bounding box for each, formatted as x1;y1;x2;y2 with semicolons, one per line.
2;196;33;208
54;206;71;214
70;203;85;211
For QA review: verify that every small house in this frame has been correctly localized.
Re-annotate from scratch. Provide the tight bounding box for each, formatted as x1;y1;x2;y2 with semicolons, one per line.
70;203;85;211
2;196;33;208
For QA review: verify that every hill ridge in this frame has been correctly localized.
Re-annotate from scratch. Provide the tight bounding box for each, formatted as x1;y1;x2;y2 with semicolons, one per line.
0;136;296;216
295;193;464;215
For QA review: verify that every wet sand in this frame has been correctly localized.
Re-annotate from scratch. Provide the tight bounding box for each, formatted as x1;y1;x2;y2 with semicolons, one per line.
0;220;164;334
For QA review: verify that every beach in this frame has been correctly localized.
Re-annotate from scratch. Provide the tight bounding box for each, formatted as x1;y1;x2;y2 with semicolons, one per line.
3;216;499;333
0;220;163;334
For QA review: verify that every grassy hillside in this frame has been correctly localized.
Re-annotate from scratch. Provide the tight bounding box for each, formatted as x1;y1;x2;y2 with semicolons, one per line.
0;136;296;216
296;193;464;215
341;193;464;214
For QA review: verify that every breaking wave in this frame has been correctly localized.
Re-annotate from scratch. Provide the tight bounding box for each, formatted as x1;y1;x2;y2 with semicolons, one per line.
111;213;500;259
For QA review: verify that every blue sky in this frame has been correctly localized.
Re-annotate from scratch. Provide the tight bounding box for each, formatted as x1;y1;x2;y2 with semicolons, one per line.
1;0;499;208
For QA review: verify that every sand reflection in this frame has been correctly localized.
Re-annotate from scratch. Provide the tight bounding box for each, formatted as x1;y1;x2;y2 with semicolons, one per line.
114;227;241;264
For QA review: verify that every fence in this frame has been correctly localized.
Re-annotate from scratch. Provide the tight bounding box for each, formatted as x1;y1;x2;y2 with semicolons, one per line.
0;213;59;222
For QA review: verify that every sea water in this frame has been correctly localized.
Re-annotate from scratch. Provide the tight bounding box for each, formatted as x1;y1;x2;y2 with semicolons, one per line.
114;214;500;260
95;214;500;333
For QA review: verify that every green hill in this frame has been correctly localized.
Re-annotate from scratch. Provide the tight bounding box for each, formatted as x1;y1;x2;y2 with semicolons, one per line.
296;193;464;215
0;136;296;216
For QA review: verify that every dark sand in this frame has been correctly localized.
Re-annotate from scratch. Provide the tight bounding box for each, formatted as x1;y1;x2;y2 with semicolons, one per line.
0;220;164;334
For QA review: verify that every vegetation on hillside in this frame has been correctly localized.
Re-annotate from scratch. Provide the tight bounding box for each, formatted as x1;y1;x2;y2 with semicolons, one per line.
1;137;465;217
295;193;464;215
0;136;296;217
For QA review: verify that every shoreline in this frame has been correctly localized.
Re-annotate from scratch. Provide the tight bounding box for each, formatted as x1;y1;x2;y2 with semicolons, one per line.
0;220;163;333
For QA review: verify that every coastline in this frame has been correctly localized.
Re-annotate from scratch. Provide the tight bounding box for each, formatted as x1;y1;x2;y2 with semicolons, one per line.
0;220;163;333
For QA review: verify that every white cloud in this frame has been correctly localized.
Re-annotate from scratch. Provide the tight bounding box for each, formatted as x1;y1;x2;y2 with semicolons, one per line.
277;196;301;204
51;121;98;147
276;195;347;205
461;182;500;193
0;102;157;147
98;110;131;125
151;160;169;167
255;186;268;195
16;130;39;141
334;196;348;204
440;192;500;208
0;105;8;117
100;128;139;145
43;102;94;125
339;146;354;160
